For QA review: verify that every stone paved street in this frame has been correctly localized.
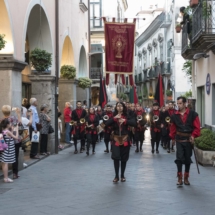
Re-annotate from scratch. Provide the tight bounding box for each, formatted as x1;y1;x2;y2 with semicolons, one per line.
0;130;215;215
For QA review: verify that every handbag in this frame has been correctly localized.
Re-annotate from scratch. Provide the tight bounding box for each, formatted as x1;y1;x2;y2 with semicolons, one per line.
0;134;8;152
21;130;31;147
48;124;54;134
18;123;24;135
36;123;42;131
31;131;40;143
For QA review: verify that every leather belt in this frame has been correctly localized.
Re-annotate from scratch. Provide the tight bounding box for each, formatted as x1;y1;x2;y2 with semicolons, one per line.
176;139;191;143
113;135;128;145
176;132;191;137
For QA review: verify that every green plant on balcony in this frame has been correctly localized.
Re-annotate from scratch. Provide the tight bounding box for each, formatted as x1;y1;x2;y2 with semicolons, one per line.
30;48;52;71
195;129;215;151
60;65;76;80
166;90;172;97
78;77;92;89
175;23;182;33
180;90;192;98
202;1;212;19
0;34;6;50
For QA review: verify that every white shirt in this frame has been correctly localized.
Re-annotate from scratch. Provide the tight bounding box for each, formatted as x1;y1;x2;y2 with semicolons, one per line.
22;106;27;117
22;117;30;131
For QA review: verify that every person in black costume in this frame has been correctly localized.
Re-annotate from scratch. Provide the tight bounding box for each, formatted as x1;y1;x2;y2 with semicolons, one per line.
149;102;161;154
72;101;87;154
85;107;99;155
102;105;113;153
105;102;137;183
134;103;147;152
96;106;103;141
128;103;136;146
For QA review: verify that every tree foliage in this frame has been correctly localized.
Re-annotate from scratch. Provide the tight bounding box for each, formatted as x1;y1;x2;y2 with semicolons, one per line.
180;89;192;98
182;60;192;84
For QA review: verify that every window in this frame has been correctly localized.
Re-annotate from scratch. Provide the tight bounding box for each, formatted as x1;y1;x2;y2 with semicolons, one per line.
90;0;102;28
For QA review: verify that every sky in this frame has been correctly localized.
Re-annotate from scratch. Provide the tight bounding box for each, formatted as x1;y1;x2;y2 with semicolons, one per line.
125;0;166;17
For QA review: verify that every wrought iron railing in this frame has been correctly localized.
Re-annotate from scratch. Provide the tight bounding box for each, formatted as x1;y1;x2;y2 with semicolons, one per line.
182;21;190;54
90;67;102;79
135;75;138;83
143;70;148;82
138;73;142;82
192;0;215;43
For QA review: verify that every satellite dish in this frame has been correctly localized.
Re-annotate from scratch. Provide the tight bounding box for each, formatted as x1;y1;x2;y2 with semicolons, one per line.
193;53;209;60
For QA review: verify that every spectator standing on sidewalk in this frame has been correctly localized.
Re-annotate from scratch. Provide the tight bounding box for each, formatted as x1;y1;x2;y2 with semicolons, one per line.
1;106;22;180
0;118;19;183
29;98;40;159
58;112;64;150
64;102;72;144
39;105;51;155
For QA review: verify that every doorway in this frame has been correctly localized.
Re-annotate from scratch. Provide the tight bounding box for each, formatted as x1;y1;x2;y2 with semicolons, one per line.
197;86;205;127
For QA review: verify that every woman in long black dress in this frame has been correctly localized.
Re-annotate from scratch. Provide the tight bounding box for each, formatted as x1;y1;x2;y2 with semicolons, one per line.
105;102;136;183
85;107;99;155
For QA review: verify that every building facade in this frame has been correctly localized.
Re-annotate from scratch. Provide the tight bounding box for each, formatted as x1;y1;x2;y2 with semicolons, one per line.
0;0;89;152
134;0;191;107
181;0;215;128
90;0;128;105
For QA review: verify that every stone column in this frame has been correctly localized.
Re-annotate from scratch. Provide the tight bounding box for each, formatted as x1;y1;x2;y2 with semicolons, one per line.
76;87;89;106
28;75;56;153
58;78;77;141
0;54;27;117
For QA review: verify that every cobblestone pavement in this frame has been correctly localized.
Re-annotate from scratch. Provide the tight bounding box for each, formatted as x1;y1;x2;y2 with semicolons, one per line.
0;130;215;215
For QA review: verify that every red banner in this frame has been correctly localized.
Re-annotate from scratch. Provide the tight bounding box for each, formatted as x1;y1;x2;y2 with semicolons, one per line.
104;21;136;76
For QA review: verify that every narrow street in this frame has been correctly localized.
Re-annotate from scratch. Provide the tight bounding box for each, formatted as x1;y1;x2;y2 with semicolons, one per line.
0;130;215;215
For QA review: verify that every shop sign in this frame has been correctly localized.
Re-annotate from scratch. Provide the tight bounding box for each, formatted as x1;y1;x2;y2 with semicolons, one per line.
206;73;211;95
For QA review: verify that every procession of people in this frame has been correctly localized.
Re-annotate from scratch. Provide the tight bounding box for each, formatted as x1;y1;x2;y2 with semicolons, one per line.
62;96;200;186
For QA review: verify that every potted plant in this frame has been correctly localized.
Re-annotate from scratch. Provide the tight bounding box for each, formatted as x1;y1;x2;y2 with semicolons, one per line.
0;34;6;50
30;48;52;72
175;24;182;33
166;90;172;100
194;129;215;166
60;65;76;80
190;0;198;8
78;77;92;89
203;1;212;19
149;93;153;99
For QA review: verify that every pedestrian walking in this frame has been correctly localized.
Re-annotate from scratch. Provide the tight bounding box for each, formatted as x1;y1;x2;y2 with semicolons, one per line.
64;102;72;144
170;96;201;186
105;102;136;183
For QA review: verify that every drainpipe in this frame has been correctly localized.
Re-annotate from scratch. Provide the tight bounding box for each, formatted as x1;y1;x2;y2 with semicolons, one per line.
55;0;59;154
88;0;91;107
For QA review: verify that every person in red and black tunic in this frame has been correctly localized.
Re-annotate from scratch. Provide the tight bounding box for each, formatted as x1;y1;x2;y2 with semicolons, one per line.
96;106;103;142
163;102;176;153
149;102;161;154
134;103;147;152
128;103;136;146
72;101;87;154
85;107;99;155
105;102;137;183
102;105;113;153
170;96;200;186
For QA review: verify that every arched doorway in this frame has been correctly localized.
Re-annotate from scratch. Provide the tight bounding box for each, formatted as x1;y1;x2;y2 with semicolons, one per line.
58;35;76;118
0;0;14;55
78;46;87;77
22;3;53;101
60;36;75;67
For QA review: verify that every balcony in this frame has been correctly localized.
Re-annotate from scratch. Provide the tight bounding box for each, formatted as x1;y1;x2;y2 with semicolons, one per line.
192;1;215;52
135;75;138;84
143;69;149;82
181;22;198;60
138;73;142;83
90;67;101;79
